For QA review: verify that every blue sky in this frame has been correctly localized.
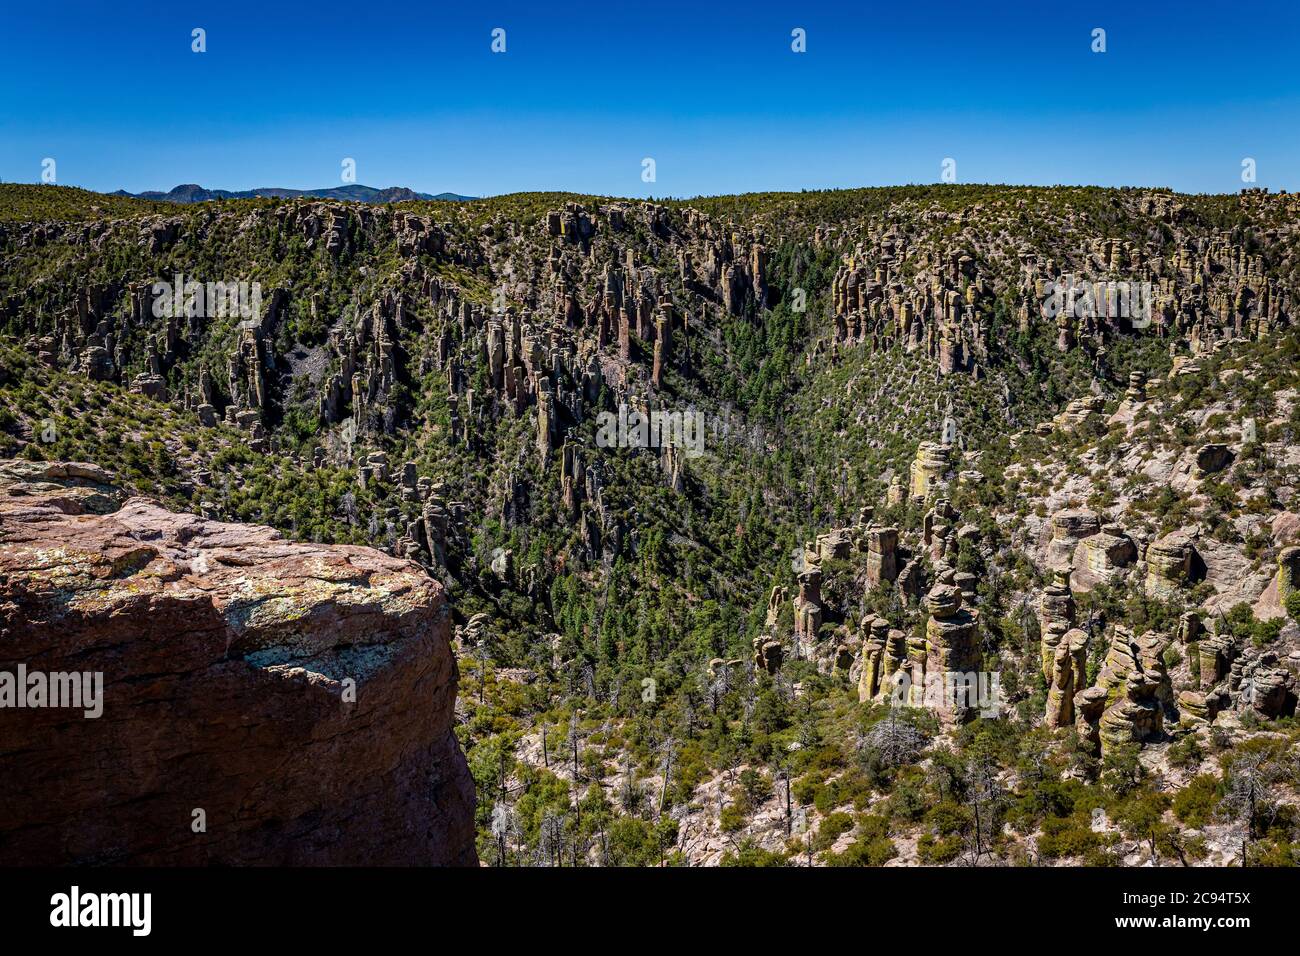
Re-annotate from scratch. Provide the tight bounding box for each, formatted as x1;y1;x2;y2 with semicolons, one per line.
1;0;1297;197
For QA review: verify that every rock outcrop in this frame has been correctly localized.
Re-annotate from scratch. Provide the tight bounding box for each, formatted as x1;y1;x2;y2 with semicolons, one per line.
1047;508;1099;570
1090;627;1173;752
1045;628;1088;729
1038;568;1076;680
0;460;476;866
919;579;982;725
1145;529;1200;598
1277;546;1300;606
793;567;824;656
908;441;952;501
1075;523;1136;588
865;526;899;587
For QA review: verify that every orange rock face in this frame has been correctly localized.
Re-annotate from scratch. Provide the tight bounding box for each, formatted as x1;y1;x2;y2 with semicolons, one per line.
0;461;476;865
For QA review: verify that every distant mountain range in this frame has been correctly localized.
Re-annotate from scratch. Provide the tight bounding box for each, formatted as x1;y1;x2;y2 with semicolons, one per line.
111;184;476;204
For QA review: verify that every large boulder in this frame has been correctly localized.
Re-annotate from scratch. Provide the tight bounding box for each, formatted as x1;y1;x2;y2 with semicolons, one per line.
0;460;476;865
1145;528;1199;599
1074;523;1136;590
1046;508;1099;570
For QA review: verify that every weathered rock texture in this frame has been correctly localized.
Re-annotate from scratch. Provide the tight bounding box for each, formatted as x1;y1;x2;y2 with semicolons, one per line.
1092;627;1173;753
0;460;476;866
919;580;981;725
1145;529;1199;598
908;441;952;501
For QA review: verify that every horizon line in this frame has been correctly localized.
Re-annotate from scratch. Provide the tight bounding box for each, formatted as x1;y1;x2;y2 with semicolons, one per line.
2;180;1285;204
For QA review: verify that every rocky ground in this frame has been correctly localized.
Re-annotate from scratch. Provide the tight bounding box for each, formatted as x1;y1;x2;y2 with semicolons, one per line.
0;458;475;865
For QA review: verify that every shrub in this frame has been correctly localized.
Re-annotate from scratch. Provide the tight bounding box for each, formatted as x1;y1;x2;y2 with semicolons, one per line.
917;831;963;864
824;815;897;867
720;802;748;833
719;841;788;866
1166;733;1204;770
811;811;854;852
1173;774;1220;828
1037;813;1104;861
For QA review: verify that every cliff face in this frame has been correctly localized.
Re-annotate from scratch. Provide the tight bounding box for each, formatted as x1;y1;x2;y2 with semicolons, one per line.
0;460;476;866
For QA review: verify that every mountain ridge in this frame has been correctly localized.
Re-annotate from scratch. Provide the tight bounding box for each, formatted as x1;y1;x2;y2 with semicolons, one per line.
111;183;476;204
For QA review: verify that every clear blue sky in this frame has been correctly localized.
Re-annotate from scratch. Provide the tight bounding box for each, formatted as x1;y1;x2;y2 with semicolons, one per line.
2;0;1297;198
